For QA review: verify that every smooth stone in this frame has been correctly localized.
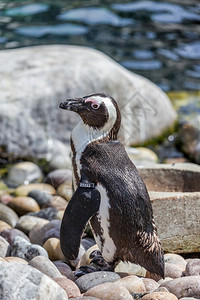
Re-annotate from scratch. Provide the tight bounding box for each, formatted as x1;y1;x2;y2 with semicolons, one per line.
0;45;176;161
8;196;40;215
81;238;96;251
45;169;72;188
165;263;183;278
84;281;133;300
0;262;68;299
141;292;178;299
43;238;65;261
15;183;56;196
48;152;72;172
161;276;200;298
126;147;158;166
53;261;75;281
117;275;146;293
49;196;68;210
179;298;197;300
69;297;100;300
158;277;173;285
0;236;10;257
29;256;63;279
57;184;73;202
164;254;187;267
5;256;28;264
16;215;48;234
0;220;12;231
29;219;60;245
80;244;99;266
11;236;48;261
43;227;60;244
0;228;30;244
142;278;159;292
115;261;146;277
75;271;120;293
28;189;53;208
0;257;7;262
28;207;59;220
7;161;43;187
54;277;81;298
0;203;19;227
185;259;200;276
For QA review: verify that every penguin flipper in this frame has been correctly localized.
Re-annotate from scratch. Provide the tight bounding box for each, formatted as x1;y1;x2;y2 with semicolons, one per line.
60;186;100;261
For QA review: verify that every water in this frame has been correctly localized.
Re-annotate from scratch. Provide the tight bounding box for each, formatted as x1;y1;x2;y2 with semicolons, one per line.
0;0;200;91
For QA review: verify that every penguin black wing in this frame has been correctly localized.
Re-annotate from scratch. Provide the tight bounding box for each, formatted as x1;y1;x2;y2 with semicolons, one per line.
60;184;100;260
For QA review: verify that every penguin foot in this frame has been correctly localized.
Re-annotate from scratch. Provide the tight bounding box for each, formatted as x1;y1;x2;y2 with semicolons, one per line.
75;265;100;278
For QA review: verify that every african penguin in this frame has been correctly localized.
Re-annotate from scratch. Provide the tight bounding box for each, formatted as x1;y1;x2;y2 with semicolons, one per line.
59;93;164;278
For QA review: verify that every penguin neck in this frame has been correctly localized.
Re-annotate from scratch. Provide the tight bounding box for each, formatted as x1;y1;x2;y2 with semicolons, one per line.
71;120;116;155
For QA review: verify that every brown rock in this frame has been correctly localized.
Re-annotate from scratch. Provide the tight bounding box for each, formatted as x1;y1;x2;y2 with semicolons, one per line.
0;203;19;227
50;196;68;210
185;259;200;276
165;263;183;278
141;292;178;299
15;183;56;196
84;282;133;300
53;261;75;281
161;276;200;298
142;278;159;292
43;238;65;261
8;196;40;215
5;256;28;264
29;256;63;279
0;220;12;231
117;275;146;293
57;184;73;202
54;277;81;298
16;215;48;234
28;219;50;245
115;261;146;276
45;169;72;189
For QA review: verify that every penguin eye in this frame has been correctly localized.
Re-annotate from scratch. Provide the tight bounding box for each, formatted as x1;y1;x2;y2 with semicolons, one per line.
91;103;100;110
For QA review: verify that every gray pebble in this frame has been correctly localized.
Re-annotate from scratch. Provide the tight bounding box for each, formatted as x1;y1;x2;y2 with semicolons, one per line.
28;207;58;220
45;169;72;188
29;219;60;245
28;189;53;208
185;259;200;276
43;227;60;244
82;238;96;250
11;236;48;261
75;271;120;293
0;236;10;257
0;228;30;244
28;255;63;279
0;203;19;227
53;260;75;281
15;215;47;234
0;262;68;300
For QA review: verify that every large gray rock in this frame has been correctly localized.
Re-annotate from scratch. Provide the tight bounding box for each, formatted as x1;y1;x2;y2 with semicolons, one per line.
0;45;176;162
0;262;68;299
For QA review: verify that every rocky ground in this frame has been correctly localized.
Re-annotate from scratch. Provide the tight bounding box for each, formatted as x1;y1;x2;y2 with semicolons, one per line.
0;155;200;300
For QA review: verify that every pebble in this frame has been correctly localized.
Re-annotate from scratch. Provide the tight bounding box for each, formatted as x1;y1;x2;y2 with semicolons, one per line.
54;277;81;298
165;262;183;278
4;256;28;264
50;196;68;210
28;255;63;279
0;262;68;300
126;146;158;166
161;276;200;298
164;253;187;267
29;219;60;245
142;278;159;292
141;291;178;299
11;236;48;261
179;298;197;300
53;260;75;281
45;169;72;188
6;161;43;187
0;228;30;244
28;207;59;220
82;238;96;251
0;203;19;227
57;183;73;201
84;281;133;300
185;258;200;276
15;183;56;196
75;271;120;293
43;237;65;261
28;189;53;208
7;196;40;215
0;236;10;257
117;275;146;293
115;260;146;276
0;220;12;231
43;227;60;243
15;215;48;234
69;297;100;300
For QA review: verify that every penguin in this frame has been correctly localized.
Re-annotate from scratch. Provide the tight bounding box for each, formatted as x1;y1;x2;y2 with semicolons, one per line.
59;93;164;278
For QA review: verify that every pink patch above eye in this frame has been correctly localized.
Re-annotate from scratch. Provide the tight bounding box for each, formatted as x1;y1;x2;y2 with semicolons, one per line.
85;98;98;105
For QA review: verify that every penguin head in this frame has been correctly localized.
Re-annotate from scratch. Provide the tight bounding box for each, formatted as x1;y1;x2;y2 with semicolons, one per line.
60;93;121;138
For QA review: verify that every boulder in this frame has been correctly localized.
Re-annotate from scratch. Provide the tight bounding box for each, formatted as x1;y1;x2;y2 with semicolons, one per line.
0;45;176;162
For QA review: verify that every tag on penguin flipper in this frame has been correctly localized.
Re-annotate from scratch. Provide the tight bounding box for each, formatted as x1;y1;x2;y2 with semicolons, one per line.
79;182;95;189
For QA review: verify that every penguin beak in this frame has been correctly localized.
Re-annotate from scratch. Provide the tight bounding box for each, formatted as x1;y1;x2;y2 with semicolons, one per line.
59;98;83;112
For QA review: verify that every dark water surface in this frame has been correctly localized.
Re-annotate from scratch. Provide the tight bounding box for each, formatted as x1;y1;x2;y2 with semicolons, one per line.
0;0;200;91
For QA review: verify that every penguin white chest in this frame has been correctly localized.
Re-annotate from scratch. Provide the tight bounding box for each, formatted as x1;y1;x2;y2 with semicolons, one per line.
92;184;117;262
